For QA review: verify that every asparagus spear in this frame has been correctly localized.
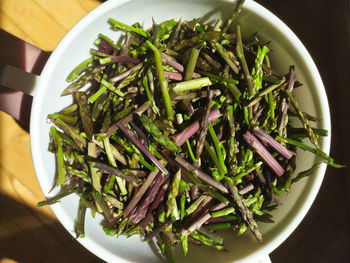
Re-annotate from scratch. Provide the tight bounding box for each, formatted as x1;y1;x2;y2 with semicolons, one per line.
147;41;174;121
196;88;213;159
50;127;66;186
285;90;319;148
226;179;262;242
166;168;182;220
221;0;245;35
139;115;180;152
123;169;159;216
75;92;94;140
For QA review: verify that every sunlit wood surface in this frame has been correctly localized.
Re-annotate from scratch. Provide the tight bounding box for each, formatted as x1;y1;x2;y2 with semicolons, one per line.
0;1;104;262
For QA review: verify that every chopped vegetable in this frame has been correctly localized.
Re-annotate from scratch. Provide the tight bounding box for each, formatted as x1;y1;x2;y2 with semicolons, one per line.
39;1;340;262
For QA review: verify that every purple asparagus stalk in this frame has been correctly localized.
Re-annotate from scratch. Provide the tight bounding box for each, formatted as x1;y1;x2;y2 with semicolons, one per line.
286;65;295;93
202;52;222;71
120;33;132;56
99;55;140;65
123;169;159;216
183;202;227;236
163;71;183;81
109;68;132;83
238;183;254;195
117;122;169;175
243;131;285;177
130;173;168;224
161;52;184;72
278;66;295;136
185;195;213;222
172;109;221;147
192;72;201;79
253;127;295;159
103;102;151;139
161;229;178;245
161;53;200;79
190;185;199;200
196;88;214;159
139;177;171;229
93;195;116;224
96;35;115;54
109;62;143;83
175;155;228;193
129;120;148;147
167;17;182;49
89;161;141;185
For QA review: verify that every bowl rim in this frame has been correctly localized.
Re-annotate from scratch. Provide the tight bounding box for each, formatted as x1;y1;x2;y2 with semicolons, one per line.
30;0;331;262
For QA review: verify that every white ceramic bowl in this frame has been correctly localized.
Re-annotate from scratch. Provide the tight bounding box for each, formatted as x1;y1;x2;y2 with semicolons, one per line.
29;0;331;262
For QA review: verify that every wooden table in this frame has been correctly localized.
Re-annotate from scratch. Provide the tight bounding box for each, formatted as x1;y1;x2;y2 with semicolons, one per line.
0;1;105;262
0;0;349;262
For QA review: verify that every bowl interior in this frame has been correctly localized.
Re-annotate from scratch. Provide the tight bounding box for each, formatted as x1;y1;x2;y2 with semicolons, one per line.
30;0;331;262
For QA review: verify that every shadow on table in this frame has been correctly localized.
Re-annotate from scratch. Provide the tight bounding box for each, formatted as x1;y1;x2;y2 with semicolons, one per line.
0;192;104;263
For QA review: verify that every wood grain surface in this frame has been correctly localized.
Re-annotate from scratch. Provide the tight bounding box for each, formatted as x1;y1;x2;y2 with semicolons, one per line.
0;1;104;262
0;1;349;263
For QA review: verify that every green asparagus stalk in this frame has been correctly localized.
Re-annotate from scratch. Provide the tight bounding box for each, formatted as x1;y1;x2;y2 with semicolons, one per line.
89;85;107;104
204;140;226;176
185;48;200;80
103;137;127;195
198;227;224;245
207;222;232;231
37;188;76;207
146;40;174;121
226;179;262;242
211;207;235;218
251;45;269;91
61;67;104;96
276;136;343;168
171;77;212;94
166;168;182;221
109;18;150;38
291;163;320;184
208;123;227;175
285;90;319;148
247;78;286;108
48;113;77;126
59;103;78;115
66;166;90;183
186;140;197;163
143;69;160;115
190;231;225;250
66;57;93;82
50;127;66;185
75;92;94;140
180;233;189;255
75;198;87;238
215;42;239;74
236;25;254;98
185;195;207;216
221;0;245;35
139;115;180;152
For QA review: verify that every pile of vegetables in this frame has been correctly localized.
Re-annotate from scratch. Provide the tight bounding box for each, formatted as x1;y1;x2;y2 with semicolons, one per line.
38;0;340;261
